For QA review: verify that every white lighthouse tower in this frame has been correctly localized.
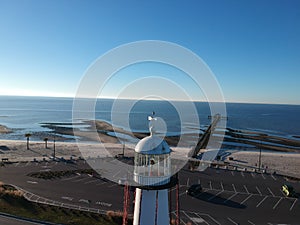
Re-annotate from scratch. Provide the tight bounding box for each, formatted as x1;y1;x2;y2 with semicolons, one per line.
133;116;173;225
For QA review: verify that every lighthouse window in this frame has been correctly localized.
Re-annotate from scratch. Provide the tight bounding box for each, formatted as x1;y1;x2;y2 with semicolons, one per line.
150;158;155;165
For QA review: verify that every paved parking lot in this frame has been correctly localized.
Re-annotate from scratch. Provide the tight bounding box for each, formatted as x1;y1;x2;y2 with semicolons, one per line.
1;160;300;224
174;167;300;224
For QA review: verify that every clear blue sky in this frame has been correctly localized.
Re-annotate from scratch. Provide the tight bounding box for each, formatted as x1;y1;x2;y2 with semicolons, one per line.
0;0;299;104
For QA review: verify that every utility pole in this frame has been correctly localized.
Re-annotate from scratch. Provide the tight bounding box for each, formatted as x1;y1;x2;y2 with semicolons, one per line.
53;136;56;159
258;140;262;171
122;142;125;157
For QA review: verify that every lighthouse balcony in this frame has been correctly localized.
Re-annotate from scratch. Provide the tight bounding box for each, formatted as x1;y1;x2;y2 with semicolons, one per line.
134;173;170;186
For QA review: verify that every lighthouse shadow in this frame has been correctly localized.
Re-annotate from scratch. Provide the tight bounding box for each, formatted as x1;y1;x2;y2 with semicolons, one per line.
192;192;246;209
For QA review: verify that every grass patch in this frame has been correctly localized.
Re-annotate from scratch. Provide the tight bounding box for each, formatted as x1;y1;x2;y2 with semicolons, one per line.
0;182;125;225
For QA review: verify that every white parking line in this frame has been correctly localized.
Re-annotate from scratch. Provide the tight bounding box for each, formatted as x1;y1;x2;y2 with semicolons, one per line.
231;171;234;176
191;212;209;225
182;211;194;225
290;198;297;211
221;182;224;191
232;184;237;193
251;173;255;178
256;196;268;207
261;174;266;180
241;171;245;177
248;220;255;225
27;181;38;184
240;194;253;205
244;185;250;194
267;187;275;197
208;190;223;201
270;174;277;180
197;213;221;225
227;217;239;225
273;197;283;209
224;193;238;203
209;181;212;190
198;179;201;184
187;178;190;187
255;186;262;196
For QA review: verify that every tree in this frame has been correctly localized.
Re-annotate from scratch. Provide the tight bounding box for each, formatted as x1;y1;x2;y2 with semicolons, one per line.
25;133;31;150
44;137;49;149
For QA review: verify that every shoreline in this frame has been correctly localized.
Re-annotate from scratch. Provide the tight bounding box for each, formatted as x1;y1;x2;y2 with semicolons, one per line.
1;120;300;153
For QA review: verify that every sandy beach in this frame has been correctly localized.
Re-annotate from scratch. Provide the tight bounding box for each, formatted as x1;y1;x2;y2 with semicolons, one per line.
226;151;300;178
0;138;300;179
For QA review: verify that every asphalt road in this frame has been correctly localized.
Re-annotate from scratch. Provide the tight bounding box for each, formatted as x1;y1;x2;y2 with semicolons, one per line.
0;214;47;225
1;160;300;225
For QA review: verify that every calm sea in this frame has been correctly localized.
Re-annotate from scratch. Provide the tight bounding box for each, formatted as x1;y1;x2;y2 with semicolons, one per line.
0;96;300;141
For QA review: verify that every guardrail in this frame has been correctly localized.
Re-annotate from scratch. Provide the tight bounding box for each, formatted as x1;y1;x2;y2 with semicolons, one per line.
10;185;108;215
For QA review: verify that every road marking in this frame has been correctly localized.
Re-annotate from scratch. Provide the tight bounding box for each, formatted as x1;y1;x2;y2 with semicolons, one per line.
182;211;193;225
208;190;223;201
244;185;250;194
261;173;266;180
221;182;224;191
27;181;38;184
73;177;91;183
79;199;91;204
267;188;275;197
62;196;73;201
240;194;253;204
227;217;238;225
256;196;268;207
231;171;234;176
273;197;283;209
61;176;77;181
96;181;107;186
241;171;245;177
198;179;201;184
187;178;190;187
290;198;297;211
197;213;221;225
255;186;262;196
271;174;277;181
209;181;213;190
248;220;255;225
84;180;98;184
191;215;208;225
96;201;112;207
251;173;255;178
232;184;237;193
224;193;238;203
108;183;118;188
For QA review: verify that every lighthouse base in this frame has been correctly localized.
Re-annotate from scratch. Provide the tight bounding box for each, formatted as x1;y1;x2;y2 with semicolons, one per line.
133;188;169;225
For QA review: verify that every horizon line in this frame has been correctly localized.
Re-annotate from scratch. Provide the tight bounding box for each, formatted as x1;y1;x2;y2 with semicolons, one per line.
0;94;299;106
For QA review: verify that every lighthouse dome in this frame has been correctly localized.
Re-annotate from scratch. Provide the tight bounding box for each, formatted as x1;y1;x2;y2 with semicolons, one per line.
135;135;171;155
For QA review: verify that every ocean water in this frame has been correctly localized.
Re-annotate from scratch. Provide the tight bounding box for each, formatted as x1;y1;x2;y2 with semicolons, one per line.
0;96;300;141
